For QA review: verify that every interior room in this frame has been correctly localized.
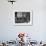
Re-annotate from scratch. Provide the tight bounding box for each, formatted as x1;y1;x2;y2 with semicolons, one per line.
0;0;46;46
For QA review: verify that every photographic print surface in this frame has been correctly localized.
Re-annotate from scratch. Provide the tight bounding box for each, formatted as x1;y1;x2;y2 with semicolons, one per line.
15;11;32;26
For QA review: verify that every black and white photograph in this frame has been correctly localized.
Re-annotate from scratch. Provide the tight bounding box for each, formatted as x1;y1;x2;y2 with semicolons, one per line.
15;11;32;26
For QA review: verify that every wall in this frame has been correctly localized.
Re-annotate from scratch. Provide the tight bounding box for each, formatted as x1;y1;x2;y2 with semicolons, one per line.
0;0;46;41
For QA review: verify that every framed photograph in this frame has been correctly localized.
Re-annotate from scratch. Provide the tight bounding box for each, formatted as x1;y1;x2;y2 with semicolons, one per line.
14;10;33;26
